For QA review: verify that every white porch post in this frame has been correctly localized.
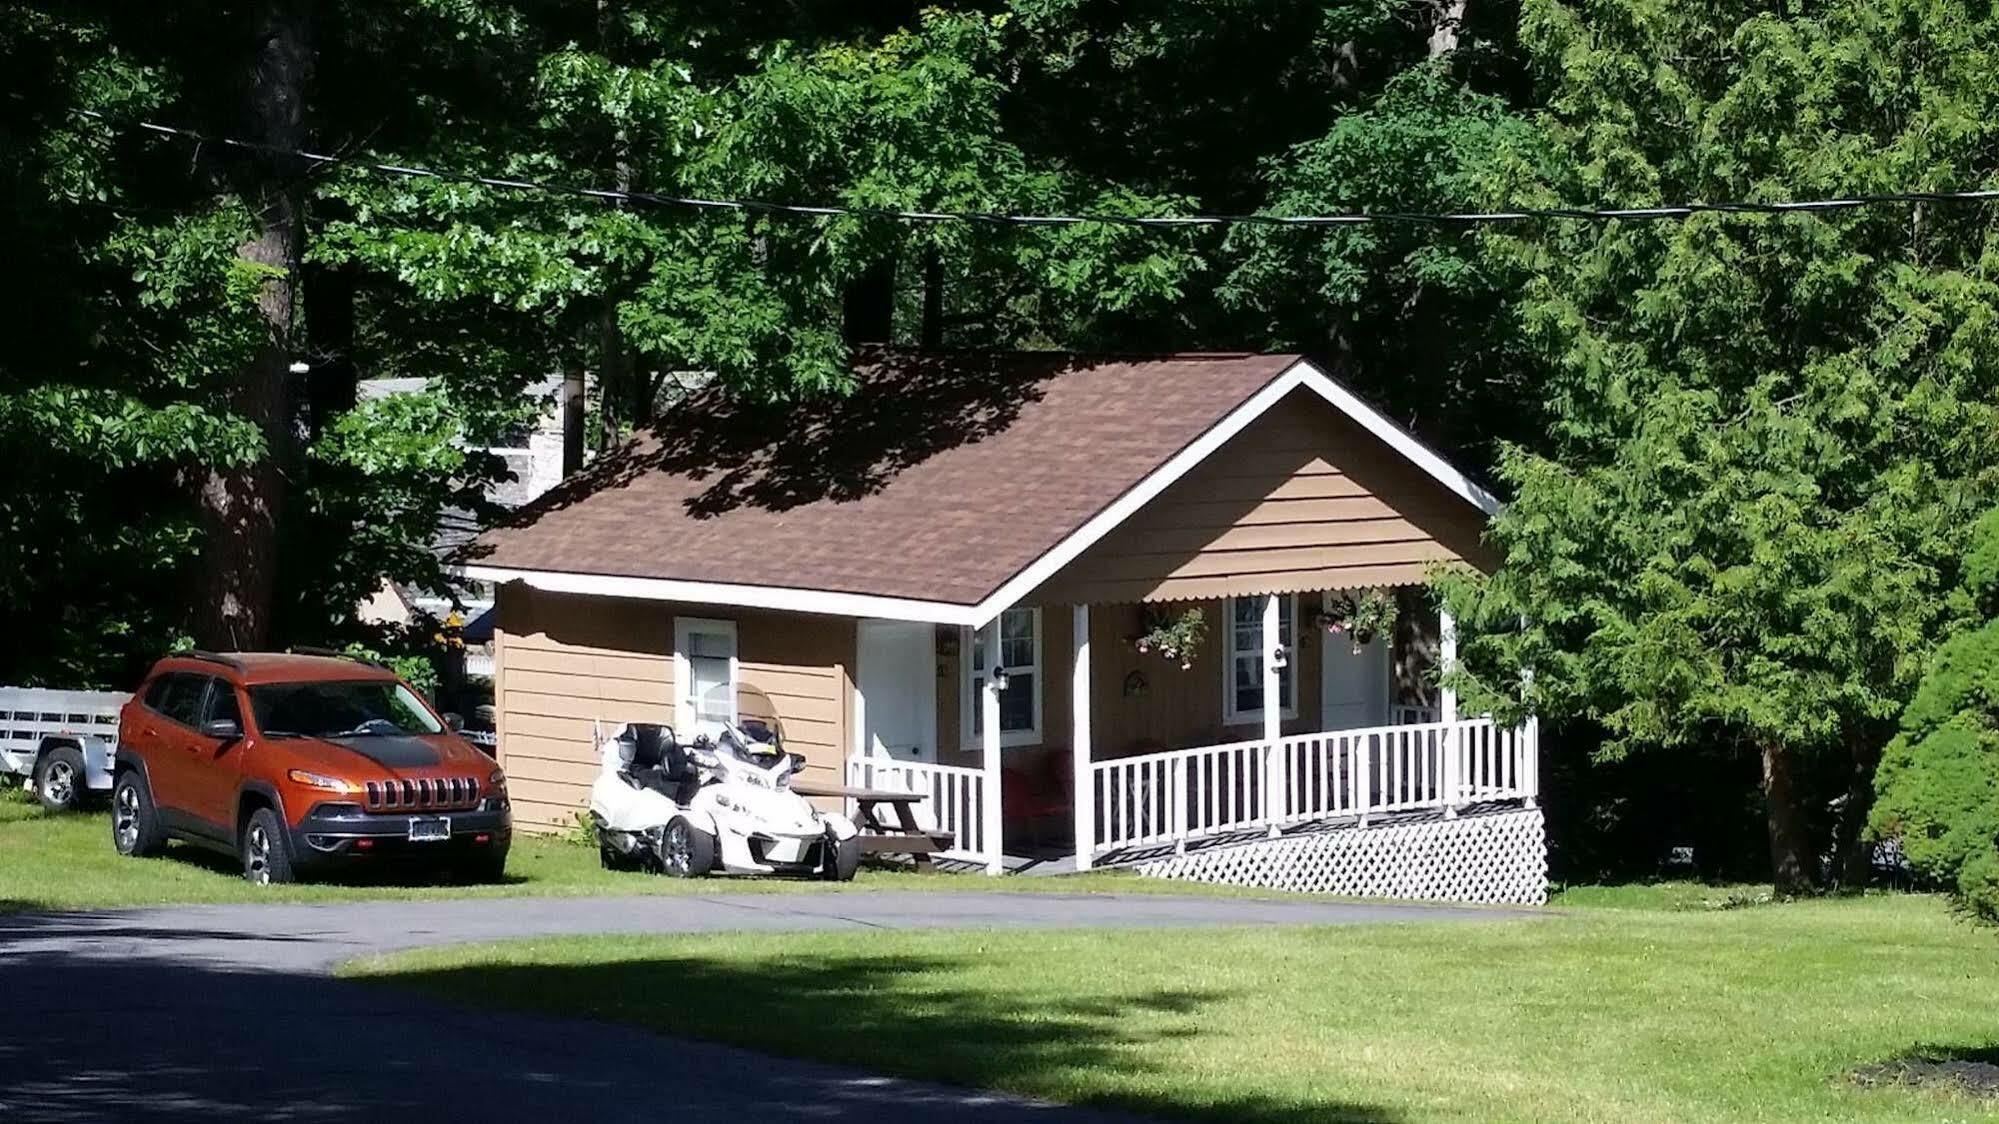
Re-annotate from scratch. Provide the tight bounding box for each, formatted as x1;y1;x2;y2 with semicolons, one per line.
1071;604;1093;871
1521;651;1539;810
848;671;867;821
1262;592;1285;833
1440;605;1459;818
981;622;1004;875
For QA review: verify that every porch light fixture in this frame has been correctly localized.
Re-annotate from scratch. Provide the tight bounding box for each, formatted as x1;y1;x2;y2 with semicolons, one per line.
988;665;1011;692
1270;644;1289;670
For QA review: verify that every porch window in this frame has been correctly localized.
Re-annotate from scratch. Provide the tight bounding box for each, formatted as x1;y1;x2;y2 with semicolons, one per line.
963;607;1041;747
1223;595;1296;724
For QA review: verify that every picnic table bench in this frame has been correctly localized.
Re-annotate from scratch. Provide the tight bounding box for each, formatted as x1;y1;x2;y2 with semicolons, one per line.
790;778;954;869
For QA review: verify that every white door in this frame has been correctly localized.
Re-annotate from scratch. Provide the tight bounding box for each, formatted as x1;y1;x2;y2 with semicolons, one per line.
675;617;738;738
1320;593;1390;730
857;620;936;762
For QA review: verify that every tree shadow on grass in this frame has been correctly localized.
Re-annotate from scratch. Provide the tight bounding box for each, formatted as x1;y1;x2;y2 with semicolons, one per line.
370;949;1403;1124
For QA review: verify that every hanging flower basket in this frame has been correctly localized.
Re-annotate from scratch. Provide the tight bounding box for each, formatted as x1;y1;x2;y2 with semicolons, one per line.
1132;607;1206;670
1314;590;1399;655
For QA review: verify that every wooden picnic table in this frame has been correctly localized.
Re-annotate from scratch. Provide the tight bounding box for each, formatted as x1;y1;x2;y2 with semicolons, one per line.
790;778;954;869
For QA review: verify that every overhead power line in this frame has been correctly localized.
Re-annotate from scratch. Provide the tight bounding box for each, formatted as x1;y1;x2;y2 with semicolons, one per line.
76;106;1999;229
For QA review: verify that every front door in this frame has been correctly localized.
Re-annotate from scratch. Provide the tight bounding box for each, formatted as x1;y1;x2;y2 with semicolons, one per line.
1320;593;1390;730
857;620;936;762
184;677;249;834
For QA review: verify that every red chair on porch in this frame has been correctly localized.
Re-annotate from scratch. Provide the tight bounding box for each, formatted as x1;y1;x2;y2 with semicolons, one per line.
1002;750;1073;853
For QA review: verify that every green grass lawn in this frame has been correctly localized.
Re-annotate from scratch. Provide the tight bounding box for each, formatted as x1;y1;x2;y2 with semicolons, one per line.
0;786;1275;911
346;894;1999;1124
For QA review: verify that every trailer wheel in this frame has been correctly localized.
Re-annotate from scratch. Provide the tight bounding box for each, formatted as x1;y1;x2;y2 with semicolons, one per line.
34;745;87;813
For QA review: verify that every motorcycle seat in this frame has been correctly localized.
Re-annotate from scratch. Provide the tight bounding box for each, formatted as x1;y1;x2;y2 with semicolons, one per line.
621;723;700;805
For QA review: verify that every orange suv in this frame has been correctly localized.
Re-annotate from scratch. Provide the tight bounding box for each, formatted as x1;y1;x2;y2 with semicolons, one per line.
111;650;511;884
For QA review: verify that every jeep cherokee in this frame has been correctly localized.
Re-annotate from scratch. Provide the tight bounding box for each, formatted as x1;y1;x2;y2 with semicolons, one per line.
111;650;511;884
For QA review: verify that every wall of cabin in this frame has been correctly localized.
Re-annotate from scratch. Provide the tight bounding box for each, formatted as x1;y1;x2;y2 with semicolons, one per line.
493;585;854;833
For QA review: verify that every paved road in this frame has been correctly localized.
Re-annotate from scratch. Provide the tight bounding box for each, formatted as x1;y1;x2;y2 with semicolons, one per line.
0;892;1534;1122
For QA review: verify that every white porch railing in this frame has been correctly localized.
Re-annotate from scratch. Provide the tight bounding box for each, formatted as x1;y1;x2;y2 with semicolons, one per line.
845;757;995;865
1090;716;1537;857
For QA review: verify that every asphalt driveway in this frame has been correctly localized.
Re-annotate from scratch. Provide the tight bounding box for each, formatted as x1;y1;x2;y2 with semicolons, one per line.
0;891;1532;1122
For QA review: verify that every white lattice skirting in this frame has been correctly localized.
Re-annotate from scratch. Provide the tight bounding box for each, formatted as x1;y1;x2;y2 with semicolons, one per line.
1134;807;1548;905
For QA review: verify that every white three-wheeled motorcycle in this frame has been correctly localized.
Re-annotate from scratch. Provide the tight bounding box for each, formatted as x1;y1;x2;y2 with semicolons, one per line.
588;720;860;880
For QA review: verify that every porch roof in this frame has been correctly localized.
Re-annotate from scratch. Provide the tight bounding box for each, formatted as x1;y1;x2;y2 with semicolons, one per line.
462;350;1496;626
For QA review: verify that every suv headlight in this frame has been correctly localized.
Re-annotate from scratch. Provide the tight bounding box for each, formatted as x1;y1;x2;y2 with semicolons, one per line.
288;769;359;794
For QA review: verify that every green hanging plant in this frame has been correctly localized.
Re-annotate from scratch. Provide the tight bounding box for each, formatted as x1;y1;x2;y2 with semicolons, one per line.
1315;590;1399;655
1133;607;1206;670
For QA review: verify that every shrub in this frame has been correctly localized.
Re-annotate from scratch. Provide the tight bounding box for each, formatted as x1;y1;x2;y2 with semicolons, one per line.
1869;619;1999;923
340;641;440;699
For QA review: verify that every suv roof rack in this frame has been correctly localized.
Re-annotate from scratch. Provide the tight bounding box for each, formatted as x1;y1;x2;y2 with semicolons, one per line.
180;650;246;671
288;645;387;670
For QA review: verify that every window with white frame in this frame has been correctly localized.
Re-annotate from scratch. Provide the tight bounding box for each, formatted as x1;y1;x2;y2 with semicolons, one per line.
675;617;738;735
1223;595;1296;724
962;607;1041;747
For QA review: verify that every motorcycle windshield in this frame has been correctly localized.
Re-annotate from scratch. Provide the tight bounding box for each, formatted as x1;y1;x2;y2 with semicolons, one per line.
717;728;785;770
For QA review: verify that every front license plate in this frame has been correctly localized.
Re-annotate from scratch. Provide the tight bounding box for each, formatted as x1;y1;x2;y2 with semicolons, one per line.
408;816;451;843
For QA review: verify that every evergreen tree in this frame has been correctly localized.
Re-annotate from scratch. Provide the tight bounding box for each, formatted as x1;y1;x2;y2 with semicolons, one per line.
1443;0;1999;892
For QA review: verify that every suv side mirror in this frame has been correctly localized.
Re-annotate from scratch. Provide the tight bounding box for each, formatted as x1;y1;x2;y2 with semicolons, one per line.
201;718;241;741
442;712;465;732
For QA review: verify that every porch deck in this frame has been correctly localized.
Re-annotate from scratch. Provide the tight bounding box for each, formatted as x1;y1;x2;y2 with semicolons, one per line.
846;712;1539;871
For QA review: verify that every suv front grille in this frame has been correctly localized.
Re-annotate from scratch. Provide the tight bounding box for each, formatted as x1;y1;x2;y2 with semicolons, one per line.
363;776;479;812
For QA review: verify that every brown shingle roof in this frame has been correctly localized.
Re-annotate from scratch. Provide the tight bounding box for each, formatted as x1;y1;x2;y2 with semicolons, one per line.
464;350;1302;606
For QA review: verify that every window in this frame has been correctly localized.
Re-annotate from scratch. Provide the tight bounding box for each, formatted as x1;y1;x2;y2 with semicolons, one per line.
202;681;243;731
1224;595;1296;724
145;674;210;729
676;618;738;734
962;608;1041;748
249;681;443;738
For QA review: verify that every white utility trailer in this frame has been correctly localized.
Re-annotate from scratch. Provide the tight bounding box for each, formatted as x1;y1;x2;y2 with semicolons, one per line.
0;687;129;813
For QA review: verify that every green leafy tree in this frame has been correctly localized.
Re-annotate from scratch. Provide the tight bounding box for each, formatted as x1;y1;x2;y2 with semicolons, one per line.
0;8;266;684
1442;0;1999;893
1225;60;1540;466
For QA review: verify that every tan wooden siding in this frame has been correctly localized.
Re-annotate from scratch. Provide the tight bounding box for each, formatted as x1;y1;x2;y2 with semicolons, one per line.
494;588;675;833
493;585;855;833
1031;389;1493;606
933;599;1323;768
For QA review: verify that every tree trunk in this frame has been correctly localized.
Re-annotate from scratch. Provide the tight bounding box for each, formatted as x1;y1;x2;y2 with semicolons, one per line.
1830;730;1884;890
302;259;355;439
1427;0;1469;57
596;302;627;450
1760;740;1817;895
921;248;943;349
561;364;586;476
843;259;896;345
192;0;312;650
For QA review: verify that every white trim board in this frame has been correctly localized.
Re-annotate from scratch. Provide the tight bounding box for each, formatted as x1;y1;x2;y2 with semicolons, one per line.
464;357;1498;628
460;565;986;627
